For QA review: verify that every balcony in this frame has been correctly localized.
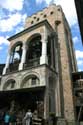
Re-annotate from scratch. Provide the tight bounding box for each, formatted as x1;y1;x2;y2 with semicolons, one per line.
24;58;40;69
75;97;83;106
74;79;83;90
6;58;40;73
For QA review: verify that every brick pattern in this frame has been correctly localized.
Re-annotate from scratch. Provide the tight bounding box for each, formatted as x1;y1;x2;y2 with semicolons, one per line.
56;16;75;120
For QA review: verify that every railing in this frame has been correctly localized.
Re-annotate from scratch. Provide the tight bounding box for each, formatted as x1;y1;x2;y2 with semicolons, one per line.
24;58;40;68
32;117;43;125
67;121;80;125
7;63;19;73
6;58;40;73
75;97;83;106
74;80;83;89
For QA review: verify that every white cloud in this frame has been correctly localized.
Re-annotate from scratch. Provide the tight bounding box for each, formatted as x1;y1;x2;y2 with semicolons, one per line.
0;0;24;11
75;50;83;59
78;69;83;72
77;60;83;65
0;13;27;32
36;0;52;5
36;0;77;26
0;36;10;45
54;0;77;26
73;36;79;44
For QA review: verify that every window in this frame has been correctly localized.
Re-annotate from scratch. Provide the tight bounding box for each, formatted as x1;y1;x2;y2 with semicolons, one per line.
27;36;42;60
11;43;22;64
44;14;47;18
31;21;34;24
22;75;40;88
50;11;54;15
3;79;16;90
47;36;51;66
34;16;36;19
57;8;60;11
32;76;38;85
11;80;15;88
37;18;39;21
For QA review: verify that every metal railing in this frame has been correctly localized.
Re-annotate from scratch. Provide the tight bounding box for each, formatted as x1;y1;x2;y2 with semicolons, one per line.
24;58;40;68
6;58;40;73
74;80;83;89
8;63;19;73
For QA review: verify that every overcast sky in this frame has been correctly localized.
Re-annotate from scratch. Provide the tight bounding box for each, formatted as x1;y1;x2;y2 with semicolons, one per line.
0;0;83;71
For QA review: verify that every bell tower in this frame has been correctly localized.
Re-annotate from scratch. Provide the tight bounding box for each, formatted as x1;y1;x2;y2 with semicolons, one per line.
0;4;77;124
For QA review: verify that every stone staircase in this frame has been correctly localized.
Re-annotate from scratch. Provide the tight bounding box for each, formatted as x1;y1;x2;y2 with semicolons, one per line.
32;117;43;125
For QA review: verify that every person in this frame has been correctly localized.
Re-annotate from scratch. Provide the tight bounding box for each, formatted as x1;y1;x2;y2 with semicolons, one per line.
0;111;5;125
16;111;23;125
23;109;32;125
9;112;16;125
4;111;10;125
32;110;38;125
32;110;38;119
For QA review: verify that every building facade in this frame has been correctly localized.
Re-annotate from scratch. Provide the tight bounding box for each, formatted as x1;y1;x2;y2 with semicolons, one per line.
0;4;78;124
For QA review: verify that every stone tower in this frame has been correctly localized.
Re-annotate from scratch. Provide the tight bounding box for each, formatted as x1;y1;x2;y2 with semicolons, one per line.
0;4;77;124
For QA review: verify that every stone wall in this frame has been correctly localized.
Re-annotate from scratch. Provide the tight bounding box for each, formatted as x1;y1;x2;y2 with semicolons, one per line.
0;65;48;91
1;4;77;122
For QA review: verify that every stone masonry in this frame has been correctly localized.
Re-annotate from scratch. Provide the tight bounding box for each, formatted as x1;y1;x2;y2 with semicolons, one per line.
0;4;77;124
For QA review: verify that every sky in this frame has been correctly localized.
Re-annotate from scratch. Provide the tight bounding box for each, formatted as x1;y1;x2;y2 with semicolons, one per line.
0;0;83;71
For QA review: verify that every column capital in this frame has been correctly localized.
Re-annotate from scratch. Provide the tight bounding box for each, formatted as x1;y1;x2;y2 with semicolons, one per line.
41;38;48;43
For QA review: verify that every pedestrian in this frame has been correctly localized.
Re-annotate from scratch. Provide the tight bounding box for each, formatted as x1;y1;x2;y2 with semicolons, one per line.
4;111;10;125
16;111;23;125
0;111;5;125
23;109;32;125
9;112;16;125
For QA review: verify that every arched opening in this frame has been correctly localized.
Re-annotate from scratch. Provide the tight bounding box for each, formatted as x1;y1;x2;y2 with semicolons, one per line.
21;75;40;88
47;36;51;66
3;79;16;90
25;35;42;68
47;34;56;68
9;42;22;72
0;75;44;119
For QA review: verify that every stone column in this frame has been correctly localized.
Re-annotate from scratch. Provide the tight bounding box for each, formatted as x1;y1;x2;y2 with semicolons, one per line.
19;43;27;70
40;38;48;65
3;52;11;75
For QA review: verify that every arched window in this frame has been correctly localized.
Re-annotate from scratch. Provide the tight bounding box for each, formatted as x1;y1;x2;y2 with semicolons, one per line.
21;75;40;88
9;42;22;72
26;35;42;67
3;79;16;90
28;35;42;59
11;43;22;63
47;36;51;66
